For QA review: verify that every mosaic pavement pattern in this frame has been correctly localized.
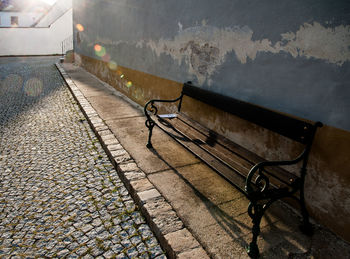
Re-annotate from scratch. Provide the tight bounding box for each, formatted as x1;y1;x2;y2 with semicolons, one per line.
0;57;166;258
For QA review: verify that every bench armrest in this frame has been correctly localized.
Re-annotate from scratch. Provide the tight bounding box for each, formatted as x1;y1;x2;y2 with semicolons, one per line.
144;96;183;117
245;152;305;195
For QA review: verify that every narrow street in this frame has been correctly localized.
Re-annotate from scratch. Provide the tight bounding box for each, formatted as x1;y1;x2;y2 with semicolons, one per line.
0;57;165;258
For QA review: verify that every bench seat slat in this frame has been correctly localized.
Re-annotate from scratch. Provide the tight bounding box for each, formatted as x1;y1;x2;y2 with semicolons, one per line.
157;113;298;188
174;113;298;184
155;114;248;192
166;116;253;173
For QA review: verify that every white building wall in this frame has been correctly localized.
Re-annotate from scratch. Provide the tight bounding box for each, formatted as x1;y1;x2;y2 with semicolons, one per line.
0;12;42;27
0;8;73;56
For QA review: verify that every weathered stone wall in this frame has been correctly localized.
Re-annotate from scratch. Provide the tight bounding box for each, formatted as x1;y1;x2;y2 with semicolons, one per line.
72;0;350;242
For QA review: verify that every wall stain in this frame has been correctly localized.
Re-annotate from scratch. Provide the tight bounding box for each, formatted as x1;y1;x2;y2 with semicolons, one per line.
181;41;219;77
86;22;350;85
307;164;350;218
143;22;350;84
279;22;350;66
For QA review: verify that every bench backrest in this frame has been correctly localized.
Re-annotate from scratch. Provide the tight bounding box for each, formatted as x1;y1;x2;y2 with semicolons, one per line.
181;82;321;145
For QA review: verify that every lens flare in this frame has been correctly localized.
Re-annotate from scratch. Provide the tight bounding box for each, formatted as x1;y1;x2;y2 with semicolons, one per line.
94;44;102;52
65;51;74;62
94;44;106;57
1;74;23;94
24;78;43;97
76;23;84;32
126;81;133;88
108;61;117;70
134;88;144;100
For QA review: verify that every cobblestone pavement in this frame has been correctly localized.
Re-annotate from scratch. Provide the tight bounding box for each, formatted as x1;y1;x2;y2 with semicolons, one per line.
0;57;166;258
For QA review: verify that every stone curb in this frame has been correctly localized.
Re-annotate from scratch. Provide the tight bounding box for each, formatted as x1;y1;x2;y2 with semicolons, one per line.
55;63;210;259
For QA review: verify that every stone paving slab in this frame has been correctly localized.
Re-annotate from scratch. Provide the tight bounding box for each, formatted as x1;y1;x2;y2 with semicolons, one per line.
88;95;143;121
0;57;167;258
105;116;200;174
58;62;350;259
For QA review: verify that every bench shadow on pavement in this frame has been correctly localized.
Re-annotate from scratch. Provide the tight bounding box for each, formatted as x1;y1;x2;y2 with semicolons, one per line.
148;143;312;258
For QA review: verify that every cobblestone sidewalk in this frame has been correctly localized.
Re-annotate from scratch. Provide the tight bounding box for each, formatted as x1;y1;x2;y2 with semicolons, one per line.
0;57;166;258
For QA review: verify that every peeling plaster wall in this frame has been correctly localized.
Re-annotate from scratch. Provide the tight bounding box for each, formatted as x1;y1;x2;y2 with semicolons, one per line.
73;0;350;132
144;22;350;84
73;0;350;241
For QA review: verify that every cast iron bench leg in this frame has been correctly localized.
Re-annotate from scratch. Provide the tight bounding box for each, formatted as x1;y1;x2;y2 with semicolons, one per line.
145;118;155;148
299;183;313;235
247;202;264;258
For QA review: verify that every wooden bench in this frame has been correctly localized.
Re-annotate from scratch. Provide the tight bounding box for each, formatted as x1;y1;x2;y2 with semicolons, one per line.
144;81;322;258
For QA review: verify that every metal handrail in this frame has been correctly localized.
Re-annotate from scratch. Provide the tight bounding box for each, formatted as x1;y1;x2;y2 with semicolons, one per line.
61;34;73;57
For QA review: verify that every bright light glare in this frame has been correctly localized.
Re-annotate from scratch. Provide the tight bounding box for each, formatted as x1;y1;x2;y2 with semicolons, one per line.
24;78;43;97
41;0;57;5
94;44;102;52
76;24;84;32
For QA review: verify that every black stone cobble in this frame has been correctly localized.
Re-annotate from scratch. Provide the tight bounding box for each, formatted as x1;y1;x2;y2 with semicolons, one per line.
0;57;166;258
